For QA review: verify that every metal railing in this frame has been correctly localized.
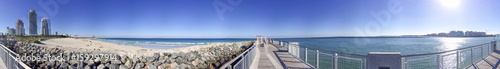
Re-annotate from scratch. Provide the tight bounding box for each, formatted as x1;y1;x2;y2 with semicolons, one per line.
0;40;31;69
220;40;258;69
272;39;497;69
402;41;497;69
274;40;368;69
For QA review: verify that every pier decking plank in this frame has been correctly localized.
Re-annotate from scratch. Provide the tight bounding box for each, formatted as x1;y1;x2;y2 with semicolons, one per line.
254;43;314;69
0;57;6;69
467;49;500;69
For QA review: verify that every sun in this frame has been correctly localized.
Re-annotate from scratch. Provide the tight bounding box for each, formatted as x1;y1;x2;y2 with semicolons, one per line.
439;0;461;8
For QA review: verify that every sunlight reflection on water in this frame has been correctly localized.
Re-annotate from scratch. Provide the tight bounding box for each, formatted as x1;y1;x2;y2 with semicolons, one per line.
436;38;468;51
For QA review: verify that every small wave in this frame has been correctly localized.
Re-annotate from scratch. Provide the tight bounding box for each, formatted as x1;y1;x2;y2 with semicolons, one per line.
94;38;249;48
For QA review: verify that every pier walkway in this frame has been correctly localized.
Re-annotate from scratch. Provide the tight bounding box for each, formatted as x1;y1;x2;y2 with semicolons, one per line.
0;57;6;69
252;43;314;69
467;49;500;69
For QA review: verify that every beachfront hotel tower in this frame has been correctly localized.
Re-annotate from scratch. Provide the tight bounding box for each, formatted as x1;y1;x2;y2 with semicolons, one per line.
41;18;50;35
29;10;37;35
6;27;15;36
16;19;25;35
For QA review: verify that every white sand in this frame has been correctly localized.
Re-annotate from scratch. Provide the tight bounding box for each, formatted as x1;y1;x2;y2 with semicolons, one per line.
31;38;249;57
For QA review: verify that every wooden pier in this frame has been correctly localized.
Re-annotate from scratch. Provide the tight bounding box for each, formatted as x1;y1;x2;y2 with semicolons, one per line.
251;42;314;69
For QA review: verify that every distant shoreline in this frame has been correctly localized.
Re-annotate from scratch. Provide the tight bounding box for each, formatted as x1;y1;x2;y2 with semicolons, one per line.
302;36;498;39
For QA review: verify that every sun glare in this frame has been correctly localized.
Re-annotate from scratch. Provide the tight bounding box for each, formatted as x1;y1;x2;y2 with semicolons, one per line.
436;38;467;51
440;0;461;9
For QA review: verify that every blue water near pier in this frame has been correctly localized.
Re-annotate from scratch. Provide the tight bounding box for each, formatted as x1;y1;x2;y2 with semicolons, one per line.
276;37;500;69
93;38;252;49
276;37;499;55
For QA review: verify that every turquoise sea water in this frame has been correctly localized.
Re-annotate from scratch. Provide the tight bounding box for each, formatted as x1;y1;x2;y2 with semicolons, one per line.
276;37;499;55
93;38;252;49
276;37;500;69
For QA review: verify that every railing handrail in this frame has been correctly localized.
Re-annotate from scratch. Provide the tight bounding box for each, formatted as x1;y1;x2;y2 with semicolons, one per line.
402;41;495;57
280;40;497;57
277;40;366;69
280;41;367;57
219;40;256;69
0;40;31;69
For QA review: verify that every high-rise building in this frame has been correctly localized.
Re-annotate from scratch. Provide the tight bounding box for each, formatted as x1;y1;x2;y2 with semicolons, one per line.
16;19;25;36
6;27;15;36
464;31;487;37
437;32;448;37
29;10;37;35
465;31;474;37
41;18;50;35
449;31;464;37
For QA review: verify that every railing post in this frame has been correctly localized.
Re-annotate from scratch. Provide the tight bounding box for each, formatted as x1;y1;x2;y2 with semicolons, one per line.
402;57;405;69
288;43;292;54
493;41;497;51
456;51;460;69
297;46;300;58
304;48;307;63
279;40;281;46
364;58;367;69
292;46;295;57
489;44;492;54
471;48;473;65
334;53;338;69
487;44;490;55
436;55;440;69
316;50;319;68
243;55;245;69
481;45;484;59
331;55;334;69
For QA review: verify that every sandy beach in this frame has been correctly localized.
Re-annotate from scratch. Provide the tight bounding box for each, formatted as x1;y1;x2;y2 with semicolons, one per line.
31;38;248;56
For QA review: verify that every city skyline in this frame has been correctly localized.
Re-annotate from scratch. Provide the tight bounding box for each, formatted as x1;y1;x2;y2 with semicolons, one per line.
4;10;54;36
1;0;500;38
423;30;491;37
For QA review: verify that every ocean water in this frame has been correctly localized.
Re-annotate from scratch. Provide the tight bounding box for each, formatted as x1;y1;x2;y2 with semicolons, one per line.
276;37;499;55
276;37;500;69
93;38;252;49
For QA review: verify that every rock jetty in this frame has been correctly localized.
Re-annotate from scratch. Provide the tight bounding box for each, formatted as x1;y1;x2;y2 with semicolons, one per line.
3;40;254;69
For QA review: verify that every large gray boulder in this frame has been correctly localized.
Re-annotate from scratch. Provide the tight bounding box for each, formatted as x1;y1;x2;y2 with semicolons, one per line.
97;64;107;69
84;65;92;69
134;63;144;69
59;62;69;69
147;57;156;62
153;53;160;59
109;64;119;69
147;64;156;69
119;65;128;69
111;60;122;64
124;60;133;68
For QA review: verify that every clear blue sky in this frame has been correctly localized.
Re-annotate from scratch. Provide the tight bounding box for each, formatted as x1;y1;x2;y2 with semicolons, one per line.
1;0;499;38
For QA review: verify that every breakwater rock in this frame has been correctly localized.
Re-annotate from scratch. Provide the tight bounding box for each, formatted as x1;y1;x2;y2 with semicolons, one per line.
3;40;254;69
